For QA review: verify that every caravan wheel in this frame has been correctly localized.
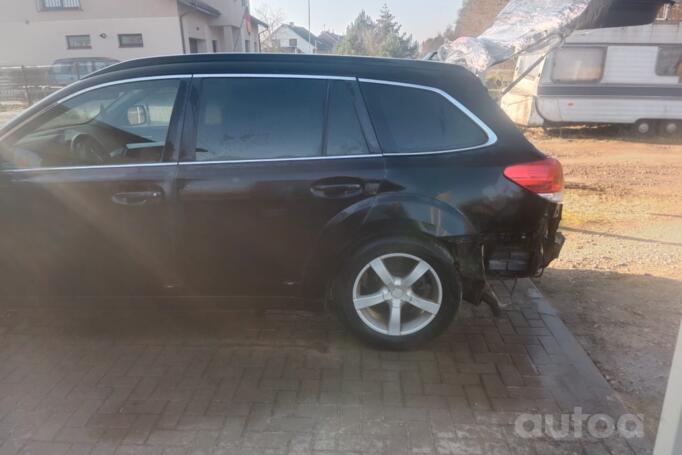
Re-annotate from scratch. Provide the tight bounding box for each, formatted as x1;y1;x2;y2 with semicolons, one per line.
659;120;681;137
634;120;655;137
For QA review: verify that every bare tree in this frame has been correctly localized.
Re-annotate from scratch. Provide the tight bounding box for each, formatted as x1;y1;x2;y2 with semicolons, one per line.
256;4;286;52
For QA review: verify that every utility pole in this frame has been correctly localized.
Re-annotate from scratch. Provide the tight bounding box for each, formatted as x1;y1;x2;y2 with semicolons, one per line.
308;0;313;53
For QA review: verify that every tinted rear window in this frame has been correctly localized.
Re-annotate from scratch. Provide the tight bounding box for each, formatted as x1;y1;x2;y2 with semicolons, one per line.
196;78;326;161
360;82;488;154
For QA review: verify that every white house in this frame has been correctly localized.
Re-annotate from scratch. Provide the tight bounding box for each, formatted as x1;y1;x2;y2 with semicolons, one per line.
265;23;336;54
0;0;267;67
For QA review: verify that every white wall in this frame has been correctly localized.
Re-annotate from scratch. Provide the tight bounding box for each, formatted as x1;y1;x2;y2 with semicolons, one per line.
178;2;259;54
181;10;217;53
0;0;261;66
0;0;180;22
0;17;183;66
205;0;247;28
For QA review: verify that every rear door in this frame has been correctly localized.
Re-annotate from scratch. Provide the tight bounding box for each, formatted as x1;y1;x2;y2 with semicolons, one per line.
0;77;188;295
176;75;385;295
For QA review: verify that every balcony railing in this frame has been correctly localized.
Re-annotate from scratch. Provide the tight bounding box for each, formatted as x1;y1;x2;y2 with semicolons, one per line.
41;0;81;10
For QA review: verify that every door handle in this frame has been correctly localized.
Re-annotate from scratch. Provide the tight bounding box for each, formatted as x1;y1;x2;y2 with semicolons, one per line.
112;191;163;206
310;183;364;199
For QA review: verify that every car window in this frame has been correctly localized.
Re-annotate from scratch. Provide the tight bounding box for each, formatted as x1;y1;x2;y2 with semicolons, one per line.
325;81;370;156
360;82;488;154
551;47;605;82
195;77;326;161
0;79;181;170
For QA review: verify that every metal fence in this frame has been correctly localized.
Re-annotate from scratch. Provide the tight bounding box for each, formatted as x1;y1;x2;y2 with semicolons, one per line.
0;65;65;106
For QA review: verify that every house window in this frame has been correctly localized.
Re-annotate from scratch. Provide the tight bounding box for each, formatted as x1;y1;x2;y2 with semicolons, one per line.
118;34;144;48
551;47;605;83
656;46;682;76
66;35;91;49
289;38;297;48
41;0;80;10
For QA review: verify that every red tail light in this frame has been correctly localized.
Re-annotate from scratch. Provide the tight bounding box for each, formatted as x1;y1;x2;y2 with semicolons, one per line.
503;158;564;203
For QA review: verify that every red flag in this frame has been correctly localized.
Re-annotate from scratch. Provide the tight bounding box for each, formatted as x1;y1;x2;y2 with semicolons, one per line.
244;7;252;34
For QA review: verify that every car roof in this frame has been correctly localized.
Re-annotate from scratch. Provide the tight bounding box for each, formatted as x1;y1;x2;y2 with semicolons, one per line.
87;52;472;82
2;52;534;157
3;53;496;140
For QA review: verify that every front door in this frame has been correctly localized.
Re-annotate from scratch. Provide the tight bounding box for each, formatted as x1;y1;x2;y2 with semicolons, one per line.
0;77;188;295
176;75;385;295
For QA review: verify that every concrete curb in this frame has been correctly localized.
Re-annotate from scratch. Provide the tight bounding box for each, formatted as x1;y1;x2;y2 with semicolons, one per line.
527;278;653;454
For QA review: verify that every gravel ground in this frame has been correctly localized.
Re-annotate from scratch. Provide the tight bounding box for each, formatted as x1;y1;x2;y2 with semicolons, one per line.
528;128;682;441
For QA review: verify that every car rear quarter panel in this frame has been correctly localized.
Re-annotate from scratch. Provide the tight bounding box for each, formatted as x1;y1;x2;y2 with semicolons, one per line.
382;150;552;235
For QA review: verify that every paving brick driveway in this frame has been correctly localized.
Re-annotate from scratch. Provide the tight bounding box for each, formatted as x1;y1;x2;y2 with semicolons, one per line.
0;280;650;455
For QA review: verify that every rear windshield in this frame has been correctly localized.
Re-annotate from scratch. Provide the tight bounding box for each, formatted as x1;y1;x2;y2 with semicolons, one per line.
360;81;488;154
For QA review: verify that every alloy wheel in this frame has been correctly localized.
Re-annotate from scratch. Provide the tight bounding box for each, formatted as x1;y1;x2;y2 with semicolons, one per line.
352;253;443;336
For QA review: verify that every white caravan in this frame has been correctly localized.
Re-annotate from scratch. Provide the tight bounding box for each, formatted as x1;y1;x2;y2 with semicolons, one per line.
501;23;682;135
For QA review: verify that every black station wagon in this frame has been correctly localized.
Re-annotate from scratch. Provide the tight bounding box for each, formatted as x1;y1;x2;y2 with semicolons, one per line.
0;54;563;347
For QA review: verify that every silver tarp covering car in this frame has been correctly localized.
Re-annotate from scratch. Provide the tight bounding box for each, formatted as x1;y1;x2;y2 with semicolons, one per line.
439;0;669;76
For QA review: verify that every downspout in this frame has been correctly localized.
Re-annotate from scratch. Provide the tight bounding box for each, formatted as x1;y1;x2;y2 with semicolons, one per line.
179;11;190;54
179;0;206;54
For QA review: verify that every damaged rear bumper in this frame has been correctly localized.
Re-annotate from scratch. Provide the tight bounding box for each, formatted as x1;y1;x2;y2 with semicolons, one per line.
446;203;563;313
486;204;564;277
487;230;564;276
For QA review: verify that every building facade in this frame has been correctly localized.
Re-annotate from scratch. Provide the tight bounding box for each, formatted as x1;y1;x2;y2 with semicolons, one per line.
265;23;336;54
0;0;265;66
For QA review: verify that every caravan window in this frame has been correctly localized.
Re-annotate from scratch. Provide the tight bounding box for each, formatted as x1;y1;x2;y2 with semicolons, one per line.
656;47;682;77
551;47;605;83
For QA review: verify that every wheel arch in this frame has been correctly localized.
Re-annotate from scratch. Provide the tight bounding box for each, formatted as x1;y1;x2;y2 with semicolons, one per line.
301;193;484;302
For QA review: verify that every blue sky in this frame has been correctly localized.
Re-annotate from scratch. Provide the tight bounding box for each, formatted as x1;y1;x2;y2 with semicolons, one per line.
250;0;465;42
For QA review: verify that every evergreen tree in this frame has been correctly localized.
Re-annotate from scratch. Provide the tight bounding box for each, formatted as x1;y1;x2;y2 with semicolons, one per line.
335;11;375;56
374;4;418;58
335;5;418;58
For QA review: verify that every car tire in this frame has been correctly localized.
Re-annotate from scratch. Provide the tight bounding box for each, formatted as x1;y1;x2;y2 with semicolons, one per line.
333;236;461;349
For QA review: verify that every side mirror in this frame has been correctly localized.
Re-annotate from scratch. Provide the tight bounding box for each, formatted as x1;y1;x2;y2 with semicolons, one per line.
127;105;148;126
